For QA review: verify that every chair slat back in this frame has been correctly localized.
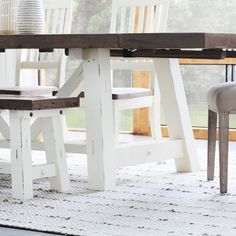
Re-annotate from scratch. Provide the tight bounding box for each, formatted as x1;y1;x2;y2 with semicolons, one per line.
110;0;169;33
26;0;72;61
17;0;72;87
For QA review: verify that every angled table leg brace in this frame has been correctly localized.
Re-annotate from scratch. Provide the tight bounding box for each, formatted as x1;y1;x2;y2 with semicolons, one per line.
153;58;199;172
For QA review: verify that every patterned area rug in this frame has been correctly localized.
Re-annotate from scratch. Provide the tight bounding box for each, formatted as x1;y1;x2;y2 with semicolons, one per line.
0;140;236;236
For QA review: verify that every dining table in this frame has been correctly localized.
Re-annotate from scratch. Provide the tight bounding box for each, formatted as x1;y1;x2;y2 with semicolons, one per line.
1;33;236;191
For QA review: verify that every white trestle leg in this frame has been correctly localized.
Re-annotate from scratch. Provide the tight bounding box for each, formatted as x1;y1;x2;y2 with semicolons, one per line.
83;48;116;190
153;58;200;172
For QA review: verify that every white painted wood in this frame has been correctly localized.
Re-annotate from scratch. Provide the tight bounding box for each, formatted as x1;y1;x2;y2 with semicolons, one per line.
9;111;33;200
120;6;126;33
110;0;169;33
56;62;84;98
149;72;162;140
153;59;200;172
31;119;43;141
128;6;135;32
0;162;11;174
21;61;59;69
83;48;116;190
64;142;87;154
32;164;56;180
0;112;10;139
0;139;87;154
0;50;17;87
114;96;153;110
31;109;66;141
19;109;65;118
42;116;70;192
137;7;145;32
115;139;183;168
0;108;71;200
113;102;120;145
111;60;154;70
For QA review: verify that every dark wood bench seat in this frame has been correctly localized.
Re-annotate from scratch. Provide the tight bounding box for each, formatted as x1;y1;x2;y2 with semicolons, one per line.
0;95;79;110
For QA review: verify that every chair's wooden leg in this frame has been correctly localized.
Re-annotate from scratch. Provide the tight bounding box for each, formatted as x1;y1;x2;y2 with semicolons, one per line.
149;102;162;141
9;111;33;200
219;112;229;193
207;109;217;181
42;115;70;192
149;73;162;140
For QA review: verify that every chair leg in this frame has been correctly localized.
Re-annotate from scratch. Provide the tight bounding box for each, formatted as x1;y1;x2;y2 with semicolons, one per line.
219;112;229;193
9;111;33;200
207;109;217;181
42;115;70;192
149;104;162;141
149;72;162;140
113;102;120;145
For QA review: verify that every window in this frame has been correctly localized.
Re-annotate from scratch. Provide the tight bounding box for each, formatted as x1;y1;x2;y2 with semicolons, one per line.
66;0;236;132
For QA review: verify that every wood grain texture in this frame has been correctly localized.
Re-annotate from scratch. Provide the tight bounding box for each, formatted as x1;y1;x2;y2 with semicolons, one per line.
0;96;79;110
0;34;119;49
1;33;236;50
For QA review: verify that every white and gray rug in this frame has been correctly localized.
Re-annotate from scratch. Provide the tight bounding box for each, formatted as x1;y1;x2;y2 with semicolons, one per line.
0;140;236;236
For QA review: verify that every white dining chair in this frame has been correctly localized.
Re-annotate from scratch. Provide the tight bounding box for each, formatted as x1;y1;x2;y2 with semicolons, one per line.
110;0;169;143
0;0;73;142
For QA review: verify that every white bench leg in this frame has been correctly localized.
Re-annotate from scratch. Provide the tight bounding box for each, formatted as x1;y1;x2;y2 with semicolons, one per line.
9;111;33;200
42;115;70;192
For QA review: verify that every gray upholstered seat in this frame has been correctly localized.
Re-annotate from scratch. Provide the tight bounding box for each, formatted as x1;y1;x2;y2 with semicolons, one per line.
208;82;236;113
207;81;236;194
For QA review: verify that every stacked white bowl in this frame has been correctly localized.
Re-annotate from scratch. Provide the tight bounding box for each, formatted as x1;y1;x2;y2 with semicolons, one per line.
16;0;44;34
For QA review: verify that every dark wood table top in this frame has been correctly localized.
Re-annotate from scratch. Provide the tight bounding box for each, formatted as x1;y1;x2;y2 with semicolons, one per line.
0;33;235;49
1;33;236;59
